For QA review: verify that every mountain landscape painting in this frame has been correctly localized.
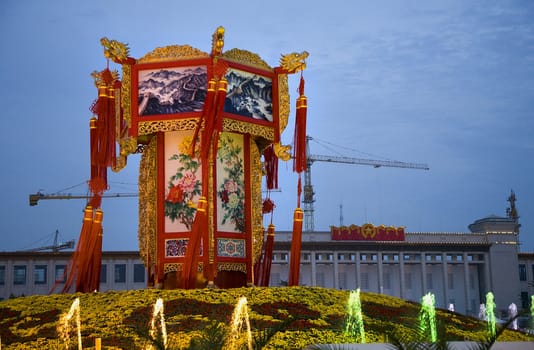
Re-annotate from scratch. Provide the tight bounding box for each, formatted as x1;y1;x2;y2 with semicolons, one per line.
137;66;208;116
224;68;273;122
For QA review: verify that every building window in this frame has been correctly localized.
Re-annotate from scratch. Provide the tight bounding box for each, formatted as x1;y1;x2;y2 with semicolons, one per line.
361;272;369;290
469;272;475;290
361;254;367;261
14;265;26;285
426;273;433;289
446;254;453;262
100;264;107;283
383;273;391;290
338;272;347;290
134;264;145;283
403;254;410;261
114;264;126;283
55;265;66;283
34;265;47;285
0;266;5;285
405;273;412;290
519;264;527;281
271;272;281;286
316;272;325;287
436;255;442;262
448;273;454;290
521;292;529;309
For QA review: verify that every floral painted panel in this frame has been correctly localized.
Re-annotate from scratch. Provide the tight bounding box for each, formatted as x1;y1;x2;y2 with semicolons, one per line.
216;132;245;233
164;130;202;232
217;238;245;258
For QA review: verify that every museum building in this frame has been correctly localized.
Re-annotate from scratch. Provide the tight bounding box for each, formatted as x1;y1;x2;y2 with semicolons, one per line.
1;214;532;319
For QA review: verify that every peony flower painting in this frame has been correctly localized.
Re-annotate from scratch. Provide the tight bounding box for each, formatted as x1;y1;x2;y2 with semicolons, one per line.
216;132;245;233
164;131;202;232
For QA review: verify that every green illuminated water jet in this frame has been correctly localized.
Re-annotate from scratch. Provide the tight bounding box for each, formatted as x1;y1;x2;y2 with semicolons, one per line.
419;292;437;342
485;292;496;337
345;288;366;343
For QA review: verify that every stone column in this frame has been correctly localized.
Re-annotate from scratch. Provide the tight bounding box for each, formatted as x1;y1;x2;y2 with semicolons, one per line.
378;252;383;294
463;252;471;315
355;251;361;289
442;252;449;309
421;252;427;294
399;251;405;299
311;251;317;287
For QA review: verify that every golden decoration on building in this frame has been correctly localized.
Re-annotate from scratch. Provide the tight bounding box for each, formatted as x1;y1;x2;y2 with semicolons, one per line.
211;26;225;56
138;119;200;135
137;45;209;63
280;51;309;73
223;48;272;71
138;135;158;267
100;37;131;63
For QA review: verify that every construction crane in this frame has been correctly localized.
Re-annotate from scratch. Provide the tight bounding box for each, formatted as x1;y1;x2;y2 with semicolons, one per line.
29;191;138;206
303;135;429;232
23;229;75;252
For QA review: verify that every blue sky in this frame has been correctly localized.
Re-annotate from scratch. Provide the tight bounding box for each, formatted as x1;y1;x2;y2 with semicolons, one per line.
1;0;533;252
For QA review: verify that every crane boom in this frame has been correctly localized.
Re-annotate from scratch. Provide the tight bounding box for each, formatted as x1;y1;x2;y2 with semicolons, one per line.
303;135;429;232
29;192;138;206
308;153;429;170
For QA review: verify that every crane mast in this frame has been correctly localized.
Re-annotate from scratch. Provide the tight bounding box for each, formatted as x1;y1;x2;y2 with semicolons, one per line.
303;135;429;232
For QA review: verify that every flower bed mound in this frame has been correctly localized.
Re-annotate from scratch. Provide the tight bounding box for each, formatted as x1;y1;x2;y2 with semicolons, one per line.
0;287;532;349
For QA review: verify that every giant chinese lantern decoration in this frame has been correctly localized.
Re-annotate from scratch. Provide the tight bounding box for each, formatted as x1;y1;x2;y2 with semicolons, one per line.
64;27;308;291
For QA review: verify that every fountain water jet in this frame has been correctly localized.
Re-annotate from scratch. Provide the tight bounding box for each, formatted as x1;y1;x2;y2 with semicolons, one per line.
485;292;496;337
57;297;82;350
225;296;252;350
148;298;167;350
345;288;366;343
419;292;437;342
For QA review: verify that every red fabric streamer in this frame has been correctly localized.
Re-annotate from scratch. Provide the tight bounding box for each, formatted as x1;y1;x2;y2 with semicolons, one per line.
288;208;304;286
191;78;216;157
182;196;207;289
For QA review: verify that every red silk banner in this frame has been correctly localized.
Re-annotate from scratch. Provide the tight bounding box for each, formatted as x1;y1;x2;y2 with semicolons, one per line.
331;224;405;241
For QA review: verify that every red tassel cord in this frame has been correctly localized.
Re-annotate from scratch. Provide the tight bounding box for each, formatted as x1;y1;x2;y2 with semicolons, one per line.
263;144;279;190
87;208;104;292
292;75;307;174
288;74;308;287
260;224;276;287
288;208;304;286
